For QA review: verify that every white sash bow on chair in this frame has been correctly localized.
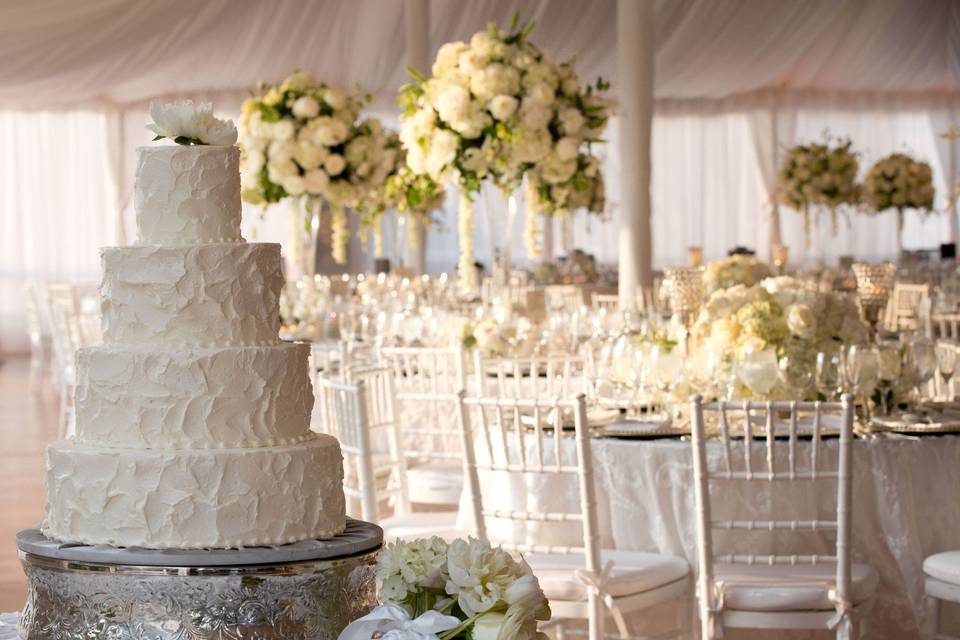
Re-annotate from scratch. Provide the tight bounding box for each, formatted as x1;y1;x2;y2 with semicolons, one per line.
827;588;856;640
575;561;630;638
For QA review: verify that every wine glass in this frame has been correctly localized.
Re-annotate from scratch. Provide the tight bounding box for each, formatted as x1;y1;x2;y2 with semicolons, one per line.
846;344;880;421
736;349;779;398
936;343;958;401
908;338;937;401
875;341;901;415
778;354;813;399
816;351;843;401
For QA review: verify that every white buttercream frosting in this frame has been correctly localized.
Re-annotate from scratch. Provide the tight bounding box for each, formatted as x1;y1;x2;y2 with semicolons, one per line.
75;343;313;450
134;145;242;245
43;435;346;549
100;243;283;347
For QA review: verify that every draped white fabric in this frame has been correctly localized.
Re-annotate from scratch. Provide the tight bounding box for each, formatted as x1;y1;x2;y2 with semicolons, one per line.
3;0;960;351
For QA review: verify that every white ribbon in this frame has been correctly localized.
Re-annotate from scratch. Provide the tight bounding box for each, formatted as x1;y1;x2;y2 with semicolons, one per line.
827;588;856;640
575;560;631;638
337;604;460;640
704;580;726;639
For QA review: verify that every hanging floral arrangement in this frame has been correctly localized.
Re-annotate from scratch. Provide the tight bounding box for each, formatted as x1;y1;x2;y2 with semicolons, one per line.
398;14;610;288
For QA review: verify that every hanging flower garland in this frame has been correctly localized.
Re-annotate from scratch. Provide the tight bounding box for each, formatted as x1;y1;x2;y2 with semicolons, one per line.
398;14;610;288
862;152;936;244
238;71;393;264
778;138;860;247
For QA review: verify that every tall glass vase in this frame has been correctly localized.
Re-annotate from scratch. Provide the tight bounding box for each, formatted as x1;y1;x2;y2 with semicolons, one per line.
286;197;322;280
481;184;519;286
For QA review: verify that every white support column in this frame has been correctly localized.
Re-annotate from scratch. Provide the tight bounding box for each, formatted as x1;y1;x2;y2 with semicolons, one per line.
617;0;655;308
405;0;430;275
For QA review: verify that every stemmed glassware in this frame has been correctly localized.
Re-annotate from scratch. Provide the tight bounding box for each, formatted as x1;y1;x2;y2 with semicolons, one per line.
845;344;880;421
936;343;958;401
908;337;937;402
816;351;844;401
875;340;902;415
778;354;813;399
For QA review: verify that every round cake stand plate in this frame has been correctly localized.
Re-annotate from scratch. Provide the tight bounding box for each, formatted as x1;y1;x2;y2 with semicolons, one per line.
16;519;383;640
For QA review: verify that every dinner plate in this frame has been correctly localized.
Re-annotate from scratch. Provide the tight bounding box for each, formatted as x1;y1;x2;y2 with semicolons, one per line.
597;418;689;439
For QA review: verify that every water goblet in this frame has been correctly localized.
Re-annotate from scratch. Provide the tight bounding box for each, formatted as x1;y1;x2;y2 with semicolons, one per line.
875;340;902;415
908;338;937;401
936;343;958;400
815;351;843;401
778;354;813;399
846;344;880;421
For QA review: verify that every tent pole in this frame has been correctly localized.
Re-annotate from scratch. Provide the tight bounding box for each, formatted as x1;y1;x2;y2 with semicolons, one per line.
405;0;430;275
617;0;655;309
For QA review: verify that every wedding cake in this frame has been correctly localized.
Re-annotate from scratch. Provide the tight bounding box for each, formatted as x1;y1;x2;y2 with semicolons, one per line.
42;105;346;549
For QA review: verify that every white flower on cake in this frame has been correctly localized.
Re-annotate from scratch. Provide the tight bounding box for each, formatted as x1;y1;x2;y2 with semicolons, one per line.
147;100;237;146
340;537;549;640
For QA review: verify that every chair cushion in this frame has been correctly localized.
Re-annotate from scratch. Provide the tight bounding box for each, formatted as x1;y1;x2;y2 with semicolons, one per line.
380;511;465;542
715;562;879;612
924;551;960;586
406;461;464;505
525;550;689;601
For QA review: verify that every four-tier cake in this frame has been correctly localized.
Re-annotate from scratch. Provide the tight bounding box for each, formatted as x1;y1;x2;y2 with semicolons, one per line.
42;140;346;549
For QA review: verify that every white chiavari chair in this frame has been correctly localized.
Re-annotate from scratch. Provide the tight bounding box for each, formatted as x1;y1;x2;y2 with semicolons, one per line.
457;392;690;640
316;374;465;540
934;313;960;341
923;550;960;640
545;284;586;314
934;340;959;401
378;346;468;508
591;293;620;312
473;352;589;401
23;282;50;392
884;282;931;332
690;395;877;639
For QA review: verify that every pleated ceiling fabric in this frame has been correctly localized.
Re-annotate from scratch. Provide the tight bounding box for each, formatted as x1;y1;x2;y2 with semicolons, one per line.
1;0;959;111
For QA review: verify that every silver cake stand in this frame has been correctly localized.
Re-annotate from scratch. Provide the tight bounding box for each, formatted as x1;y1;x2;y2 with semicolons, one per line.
16;519;383;640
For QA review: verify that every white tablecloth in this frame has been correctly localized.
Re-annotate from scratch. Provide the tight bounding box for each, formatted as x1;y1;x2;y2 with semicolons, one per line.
474;433;960;639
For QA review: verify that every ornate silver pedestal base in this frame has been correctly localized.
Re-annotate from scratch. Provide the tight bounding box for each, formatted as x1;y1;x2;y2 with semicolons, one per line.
16;520;383;640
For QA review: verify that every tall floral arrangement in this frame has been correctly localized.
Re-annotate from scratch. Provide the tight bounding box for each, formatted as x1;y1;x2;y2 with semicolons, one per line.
339;537;550;640
862;152;935;244
778;139;860;247
399;15;610;286
239;71;395;264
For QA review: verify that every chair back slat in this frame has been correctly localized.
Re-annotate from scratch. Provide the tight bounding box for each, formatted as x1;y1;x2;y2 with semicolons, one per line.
458;392;602;576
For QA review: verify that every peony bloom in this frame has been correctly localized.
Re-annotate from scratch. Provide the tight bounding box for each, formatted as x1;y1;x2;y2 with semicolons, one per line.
555;137;580;162
444;539;530;617
147;100;237;146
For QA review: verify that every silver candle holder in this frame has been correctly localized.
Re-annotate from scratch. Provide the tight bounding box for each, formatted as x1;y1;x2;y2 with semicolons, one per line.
852;262;896;340
663;266;705;331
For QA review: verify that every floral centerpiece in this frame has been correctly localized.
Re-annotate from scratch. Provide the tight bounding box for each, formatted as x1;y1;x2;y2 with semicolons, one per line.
239;71;395;265
862;152;936;245
778;139;860;247
398;15;610;286
693;276;868;399
703;255;771;296
339;537;550;640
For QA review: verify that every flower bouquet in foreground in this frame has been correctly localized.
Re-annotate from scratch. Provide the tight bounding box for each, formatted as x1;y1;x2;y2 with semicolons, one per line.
339;537;550;640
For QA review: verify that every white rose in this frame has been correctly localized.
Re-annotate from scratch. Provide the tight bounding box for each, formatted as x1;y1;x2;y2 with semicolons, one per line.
304;169;329;194
324;153;346;176
541;152;577;185
513;127;552;164
555;136;579;162
291;96;320;119
433;41;468;76
281;174;305;196
272;119;295;141
243;149;265;173
470;64;520;102
406;142;426;174
561;76;579;97
458;48;489;75
559;108;585;135
293;140;324;170
470;31;499;58
434;82;471;123
323;87;347;110
504;573;549;618
451;107;491;139
520;100;552;129
525;83;555;105
786;304;816;339
425;129;459;180
488;95;519;121
312;117;348;146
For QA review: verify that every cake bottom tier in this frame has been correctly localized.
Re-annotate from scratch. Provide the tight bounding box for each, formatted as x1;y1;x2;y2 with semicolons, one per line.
42;435;346;549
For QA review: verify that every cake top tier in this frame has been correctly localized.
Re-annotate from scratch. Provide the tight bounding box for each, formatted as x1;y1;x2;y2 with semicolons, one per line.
134;145;243;245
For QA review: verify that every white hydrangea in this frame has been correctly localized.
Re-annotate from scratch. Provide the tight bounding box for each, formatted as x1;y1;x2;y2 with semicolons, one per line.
377;537;450;603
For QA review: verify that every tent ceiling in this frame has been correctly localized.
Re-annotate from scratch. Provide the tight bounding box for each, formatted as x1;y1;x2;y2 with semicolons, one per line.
2;0;959;110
